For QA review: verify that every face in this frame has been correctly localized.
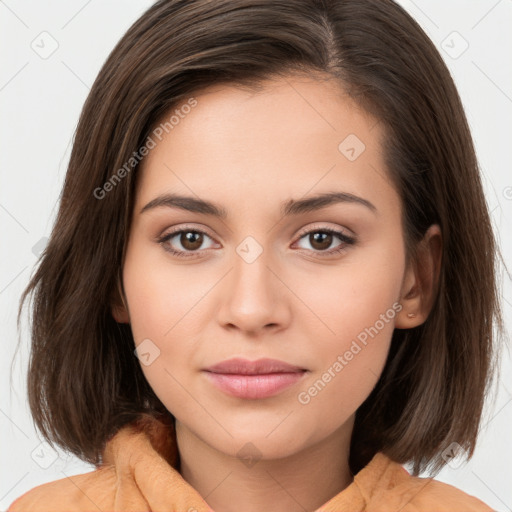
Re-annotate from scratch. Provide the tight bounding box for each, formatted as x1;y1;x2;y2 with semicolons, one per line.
115;74;411;460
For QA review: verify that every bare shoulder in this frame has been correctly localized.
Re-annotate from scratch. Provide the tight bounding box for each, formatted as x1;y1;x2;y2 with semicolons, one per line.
7;466;116;512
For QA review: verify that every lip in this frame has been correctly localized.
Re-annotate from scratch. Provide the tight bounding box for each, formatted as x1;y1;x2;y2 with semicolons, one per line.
202;357;307;399
204;357;305;375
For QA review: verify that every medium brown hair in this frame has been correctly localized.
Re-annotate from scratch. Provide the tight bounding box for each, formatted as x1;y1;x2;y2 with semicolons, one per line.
15;0;504;476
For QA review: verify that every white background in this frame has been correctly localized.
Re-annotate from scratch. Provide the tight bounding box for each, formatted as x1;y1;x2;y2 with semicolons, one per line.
1;0;511;510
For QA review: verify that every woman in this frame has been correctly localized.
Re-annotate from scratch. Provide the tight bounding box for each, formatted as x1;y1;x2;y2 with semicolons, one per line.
9;0;504;510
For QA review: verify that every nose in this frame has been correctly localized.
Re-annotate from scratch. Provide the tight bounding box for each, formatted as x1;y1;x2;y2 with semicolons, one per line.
216;245;291;336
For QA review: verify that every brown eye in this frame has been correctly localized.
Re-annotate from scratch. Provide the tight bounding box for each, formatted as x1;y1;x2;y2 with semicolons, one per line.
180;231;204;251
308;232;333;251
294;227;356;257
158;228;216;258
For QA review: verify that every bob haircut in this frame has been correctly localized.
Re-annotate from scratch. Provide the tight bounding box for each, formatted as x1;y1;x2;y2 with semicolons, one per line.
16;0;504;476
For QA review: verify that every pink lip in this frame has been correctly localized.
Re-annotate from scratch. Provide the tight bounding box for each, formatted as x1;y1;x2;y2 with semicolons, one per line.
202;357;307;399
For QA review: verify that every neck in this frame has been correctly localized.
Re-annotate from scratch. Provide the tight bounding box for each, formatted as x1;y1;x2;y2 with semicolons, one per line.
175;419;354;512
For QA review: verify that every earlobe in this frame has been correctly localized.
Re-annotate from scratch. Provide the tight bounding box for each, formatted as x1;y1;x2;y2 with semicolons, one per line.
112;303;130;324
110;278;130;324
395;266;424;329
395;224;442;329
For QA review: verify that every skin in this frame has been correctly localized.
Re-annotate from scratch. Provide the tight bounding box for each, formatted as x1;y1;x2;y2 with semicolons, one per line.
113;73;441;512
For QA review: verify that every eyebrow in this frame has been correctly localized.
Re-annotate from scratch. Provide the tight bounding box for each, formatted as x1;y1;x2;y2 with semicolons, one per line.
140;191;377;218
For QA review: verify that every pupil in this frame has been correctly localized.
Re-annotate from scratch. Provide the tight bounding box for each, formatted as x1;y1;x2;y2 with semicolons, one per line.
182;231;202;249
311;232;332;250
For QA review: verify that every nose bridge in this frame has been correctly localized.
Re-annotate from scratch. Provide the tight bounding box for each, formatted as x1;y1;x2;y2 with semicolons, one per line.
219;235;285;331
232;236;276;306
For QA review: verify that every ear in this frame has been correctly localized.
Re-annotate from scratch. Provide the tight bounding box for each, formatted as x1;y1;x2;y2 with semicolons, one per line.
395;224;442;329
111;276;130;324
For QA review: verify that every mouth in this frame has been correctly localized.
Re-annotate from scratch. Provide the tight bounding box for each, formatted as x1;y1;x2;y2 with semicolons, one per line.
202;357;308;399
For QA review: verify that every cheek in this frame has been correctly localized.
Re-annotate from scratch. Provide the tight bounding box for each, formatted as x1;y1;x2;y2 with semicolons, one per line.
294;238;404;350
122;240;210;342
122;257;197;414
121;241;212;407
292;241;403;411
294;292;398;434
295;344;387;440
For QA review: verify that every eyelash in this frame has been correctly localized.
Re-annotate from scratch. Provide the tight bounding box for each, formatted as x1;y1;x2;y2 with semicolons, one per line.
157;224;356;259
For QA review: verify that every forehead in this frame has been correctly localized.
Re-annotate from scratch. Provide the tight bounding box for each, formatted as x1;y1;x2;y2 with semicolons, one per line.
135;75;397;219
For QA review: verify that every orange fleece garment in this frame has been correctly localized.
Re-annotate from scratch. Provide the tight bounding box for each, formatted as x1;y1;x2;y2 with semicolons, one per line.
8;415;494;512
